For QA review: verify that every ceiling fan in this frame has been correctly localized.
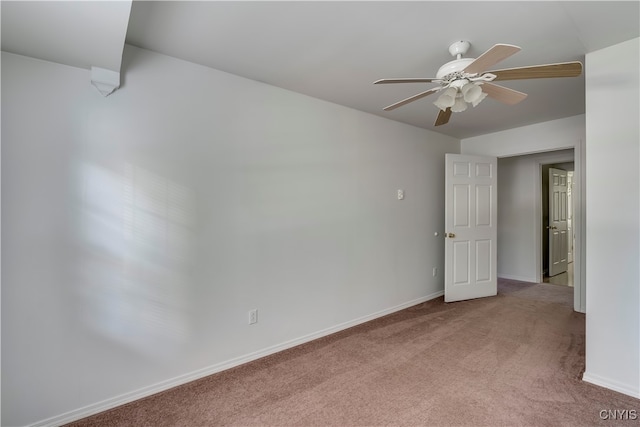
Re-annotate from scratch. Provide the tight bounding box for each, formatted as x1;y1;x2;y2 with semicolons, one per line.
374;41;583;126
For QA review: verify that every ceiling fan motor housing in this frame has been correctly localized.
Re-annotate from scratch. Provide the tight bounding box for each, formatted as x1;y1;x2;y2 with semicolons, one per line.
436;58;475;80
437;41;475;81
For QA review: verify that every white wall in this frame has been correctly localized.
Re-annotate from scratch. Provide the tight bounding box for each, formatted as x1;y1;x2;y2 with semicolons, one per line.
1;46;459;426
461;114;585;158
582;37;640;398
461;115;586;312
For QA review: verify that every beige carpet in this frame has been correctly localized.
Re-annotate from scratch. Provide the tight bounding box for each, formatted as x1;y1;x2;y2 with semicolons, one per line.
68;280;639;426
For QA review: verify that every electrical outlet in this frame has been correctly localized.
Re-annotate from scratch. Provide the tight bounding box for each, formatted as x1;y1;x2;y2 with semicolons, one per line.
397;189;405;200
249;309;258;325
433;267;438;277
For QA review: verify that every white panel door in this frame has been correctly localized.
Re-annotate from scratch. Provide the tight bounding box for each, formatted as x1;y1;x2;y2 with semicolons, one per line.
548;167;568;276
445;154;497;302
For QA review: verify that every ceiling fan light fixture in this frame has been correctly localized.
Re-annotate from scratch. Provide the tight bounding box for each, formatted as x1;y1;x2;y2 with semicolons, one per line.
450;95;468;113
470;91;488;107
434;87;458;111
461;82;482;103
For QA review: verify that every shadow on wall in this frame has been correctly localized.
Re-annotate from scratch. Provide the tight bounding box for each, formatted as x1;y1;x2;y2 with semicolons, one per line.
76;162;196;359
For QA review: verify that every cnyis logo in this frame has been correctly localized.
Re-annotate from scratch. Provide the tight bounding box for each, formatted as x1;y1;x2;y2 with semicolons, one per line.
599;409;638;420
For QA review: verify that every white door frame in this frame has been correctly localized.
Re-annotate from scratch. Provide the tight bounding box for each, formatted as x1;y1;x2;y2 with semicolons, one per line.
532;148;584;313
567;171;574;264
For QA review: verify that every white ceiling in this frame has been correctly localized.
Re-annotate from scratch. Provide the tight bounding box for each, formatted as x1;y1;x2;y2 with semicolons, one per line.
2;1;639;139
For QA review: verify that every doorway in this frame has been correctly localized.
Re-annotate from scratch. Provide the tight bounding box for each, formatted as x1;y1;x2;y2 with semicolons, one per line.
495;146;584;313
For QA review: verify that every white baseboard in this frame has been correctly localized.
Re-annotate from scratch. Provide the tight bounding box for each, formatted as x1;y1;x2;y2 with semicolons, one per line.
498;273;537;283
582;371;640;399
31;290;444;427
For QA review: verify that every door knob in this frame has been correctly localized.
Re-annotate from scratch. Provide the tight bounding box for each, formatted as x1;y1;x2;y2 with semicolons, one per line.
447;233;456;238
546;226;558;230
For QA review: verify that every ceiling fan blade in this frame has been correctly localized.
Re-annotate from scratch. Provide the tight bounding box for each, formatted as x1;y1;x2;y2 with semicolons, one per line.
374;78;439;84
434;108;452;126
481;82;528;105
383;88;440;111
488;61;583;81
463;44;521;74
